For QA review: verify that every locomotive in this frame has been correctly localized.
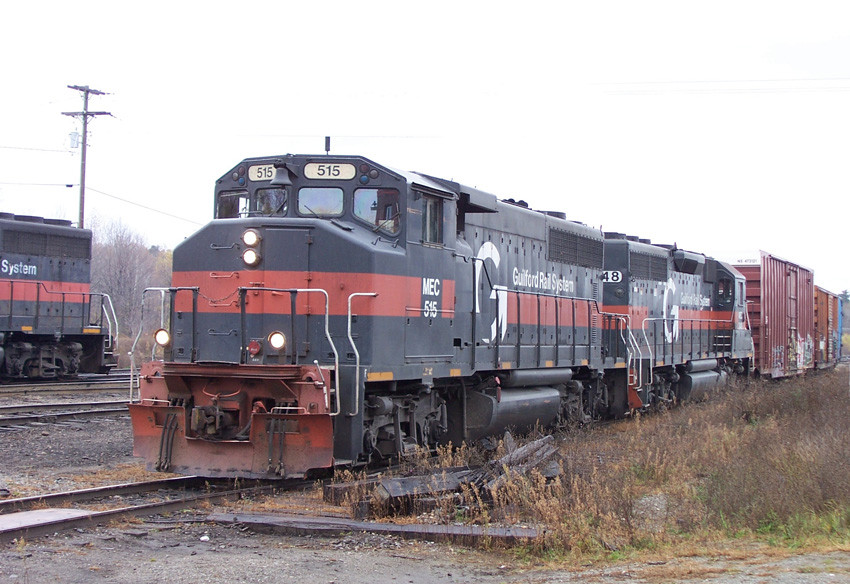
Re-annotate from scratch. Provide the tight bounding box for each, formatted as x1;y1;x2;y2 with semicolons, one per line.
130;154;753;479
0;213;117;379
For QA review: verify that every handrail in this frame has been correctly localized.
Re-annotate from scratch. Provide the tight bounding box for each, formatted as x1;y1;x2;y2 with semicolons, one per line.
641;315;737;368
488;284;599;368
600;311;645;386
347;292;378;417
129;287;179;403
98;293;119;349
0;279;113;333
239;287;340;415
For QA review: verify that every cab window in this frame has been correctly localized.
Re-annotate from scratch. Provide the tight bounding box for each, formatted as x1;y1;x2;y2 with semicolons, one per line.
217;191;249;218
298;187;344;216
717;278;733;307
353;188;400;235
256;188;287;216
423;194;443;244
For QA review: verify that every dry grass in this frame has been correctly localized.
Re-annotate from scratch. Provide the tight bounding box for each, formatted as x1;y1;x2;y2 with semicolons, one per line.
64;463;173;488
375;370;850;558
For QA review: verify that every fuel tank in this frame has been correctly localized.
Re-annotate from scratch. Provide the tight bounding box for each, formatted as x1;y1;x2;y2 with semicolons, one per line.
446;386;561;444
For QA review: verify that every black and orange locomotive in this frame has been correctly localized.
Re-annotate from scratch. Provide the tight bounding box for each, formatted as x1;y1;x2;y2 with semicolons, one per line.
130;154;752;478
0;213;117;379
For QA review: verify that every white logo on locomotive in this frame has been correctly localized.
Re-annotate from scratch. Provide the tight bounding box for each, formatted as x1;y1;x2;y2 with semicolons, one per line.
662;277;680;343
474;242;508;343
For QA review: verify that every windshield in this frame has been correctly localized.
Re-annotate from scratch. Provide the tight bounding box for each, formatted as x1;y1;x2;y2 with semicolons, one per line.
298;187;344;216
217;189;287;218
256;188;287;215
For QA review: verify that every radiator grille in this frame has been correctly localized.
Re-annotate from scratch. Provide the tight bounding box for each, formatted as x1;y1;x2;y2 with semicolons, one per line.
548;228;603;268
630;252;667;282
3;230;92;259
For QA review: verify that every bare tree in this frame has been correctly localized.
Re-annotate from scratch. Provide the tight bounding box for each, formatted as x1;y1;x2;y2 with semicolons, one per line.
90;220;171;366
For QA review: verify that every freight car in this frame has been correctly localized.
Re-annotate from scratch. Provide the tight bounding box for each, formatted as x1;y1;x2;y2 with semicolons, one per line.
734;251;818;378
129;154;753;479
814;286;841;369
0;214;118;379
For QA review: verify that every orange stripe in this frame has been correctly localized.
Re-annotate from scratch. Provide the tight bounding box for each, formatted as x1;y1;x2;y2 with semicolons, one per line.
172;270;454;318
0;279;91;302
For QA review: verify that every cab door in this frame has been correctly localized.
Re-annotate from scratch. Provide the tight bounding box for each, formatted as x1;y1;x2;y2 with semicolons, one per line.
405;190;456;364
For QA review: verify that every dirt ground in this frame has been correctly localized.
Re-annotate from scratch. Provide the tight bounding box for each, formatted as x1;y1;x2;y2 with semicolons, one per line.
1;415;849;583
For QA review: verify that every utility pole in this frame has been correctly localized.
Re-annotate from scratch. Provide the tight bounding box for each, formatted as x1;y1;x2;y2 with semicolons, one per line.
62;85;111;229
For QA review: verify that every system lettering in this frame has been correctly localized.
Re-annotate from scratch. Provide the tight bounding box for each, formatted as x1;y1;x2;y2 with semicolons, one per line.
512;267;575;294
1;259;37;277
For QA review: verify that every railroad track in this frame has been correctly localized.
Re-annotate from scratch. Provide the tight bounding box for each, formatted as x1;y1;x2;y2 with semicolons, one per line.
0;476;279;543
0;472;536;547
0;399;129;428
0;374;135;397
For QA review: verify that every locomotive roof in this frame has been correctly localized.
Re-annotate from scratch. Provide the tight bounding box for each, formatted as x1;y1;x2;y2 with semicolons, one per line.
403;171;499;213
0;214;90;237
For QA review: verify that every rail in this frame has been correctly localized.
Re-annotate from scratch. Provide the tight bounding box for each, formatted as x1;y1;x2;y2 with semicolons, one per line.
0;279;117;343
129;287;191;403
347;292;378;417
640;315;738;367
130;286;342;414
600;312;648;387
239;286;341;415
469;257;600;369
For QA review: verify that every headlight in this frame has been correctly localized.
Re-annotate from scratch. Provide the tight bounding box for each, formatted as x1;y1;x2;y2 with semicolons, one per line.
154;328;171;346
242;229;261;247
268;331;286;350
242;248;261;266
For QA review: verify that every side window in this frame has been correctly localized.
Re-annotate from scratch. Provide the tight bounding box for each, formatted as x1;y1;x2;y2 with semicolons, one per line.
353;188;400;234
217;191;249;218
422;194;443;244
717;277;733;307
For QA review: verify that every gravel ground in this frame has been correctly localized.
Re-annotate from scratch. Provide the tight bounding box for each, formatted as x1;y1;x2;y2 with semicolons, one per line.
1;414;849;583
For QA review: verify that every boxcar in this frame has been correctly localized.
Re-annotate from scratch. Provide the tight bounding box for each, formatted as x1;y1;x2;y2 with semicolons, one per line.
814;286;841;369
734;251;815;378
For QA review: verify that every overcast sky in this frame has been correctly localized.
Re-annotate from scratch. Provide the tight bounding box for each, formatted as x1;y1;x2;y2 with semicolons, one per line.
1;1;848;292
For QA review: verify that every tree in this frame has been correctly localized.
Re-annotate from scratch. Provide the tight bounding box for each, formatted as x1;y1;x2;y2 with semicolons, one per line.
90;220;172;366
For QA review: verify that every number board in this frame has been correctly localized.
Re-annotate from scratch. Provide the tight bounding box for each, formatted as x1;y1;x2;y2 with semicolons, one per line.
602;271;623;283
248;165;275;181
304;163;356;180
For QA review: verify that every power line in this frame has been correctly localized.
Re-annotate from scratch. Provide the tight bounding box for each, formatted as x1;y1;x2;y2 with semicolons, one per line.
87;187;203;226
601;77;850;96
0;182;74;187
0;145;71;153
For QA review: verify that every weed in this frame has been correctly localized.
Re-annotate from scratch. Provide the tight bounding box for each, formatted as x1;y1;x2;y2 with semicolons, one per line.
355;371;850;558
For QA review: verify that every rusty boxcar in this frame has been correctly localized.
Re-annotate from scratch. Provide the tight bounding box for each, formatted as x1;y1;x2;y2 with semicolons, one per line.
814;286;841;369
734;251;815;378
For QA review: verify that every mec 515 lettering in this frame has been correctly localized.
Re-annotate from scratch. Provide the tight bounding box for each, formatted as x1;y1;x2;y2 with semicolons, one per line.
422;277;440;318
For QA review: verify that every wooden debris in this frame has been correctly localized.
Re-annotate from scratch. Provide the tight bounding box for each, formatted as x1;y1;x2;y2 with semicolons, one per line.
325;434;561;518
